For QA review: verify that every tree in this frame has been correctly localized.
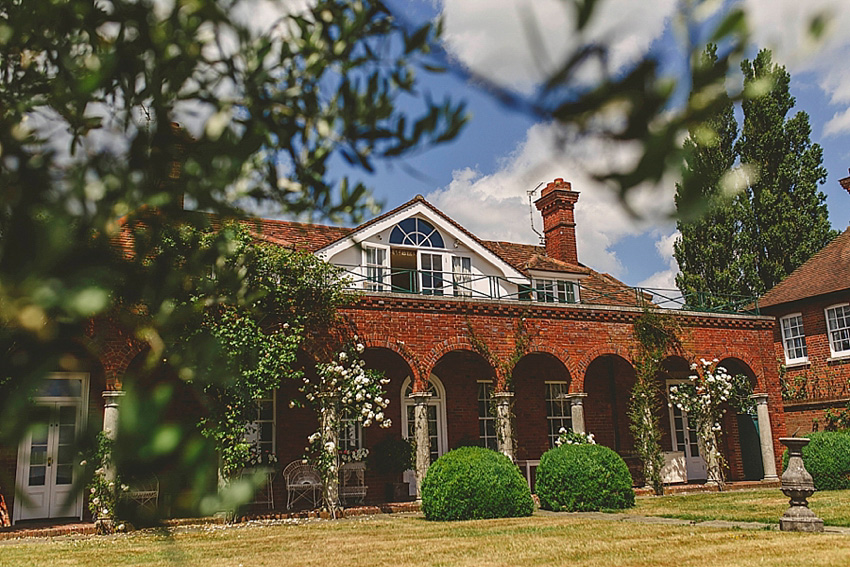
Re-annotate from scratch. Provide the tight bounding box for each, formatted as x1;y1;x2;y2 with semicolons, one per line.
0;0;791;514
736;49;836;295
675;48;837;300
674;46;744;307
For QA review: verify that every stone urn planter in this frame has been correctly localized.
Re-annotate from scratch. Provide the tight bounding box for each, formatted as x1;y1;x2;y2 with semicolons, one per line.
779;437;824;532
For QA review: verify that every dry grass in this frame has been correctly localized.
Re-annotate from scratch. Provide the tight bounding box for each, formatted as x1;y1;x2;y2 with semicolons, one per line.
2;512;850;567
632;487;850;526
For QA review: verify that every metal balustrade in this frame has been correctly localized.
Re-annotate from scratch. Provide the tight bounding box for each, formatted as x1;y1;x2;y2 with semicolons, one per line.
333;265;760;316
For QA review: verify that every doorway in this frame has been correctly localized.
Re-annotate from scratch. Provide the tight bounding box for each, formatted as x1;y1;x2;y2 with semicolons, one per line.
667;381;707;482
14;373;88;523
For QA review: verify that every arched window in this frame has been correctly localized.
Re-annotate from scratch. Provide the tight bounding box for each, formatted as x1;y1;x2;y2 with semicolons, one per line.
390;218;445;248
401;375;447;465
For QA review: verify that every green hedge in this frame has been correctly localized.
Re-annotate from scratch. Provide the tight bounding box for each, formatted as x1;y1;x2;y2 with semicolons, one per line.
535;444;634;512
781;431;850;491
420;447;534;521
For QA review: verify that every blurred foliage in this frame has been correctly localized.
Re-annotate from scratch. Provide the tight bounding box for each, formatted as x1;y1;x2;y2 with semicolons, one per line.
0;0;832;519
0;0;464;516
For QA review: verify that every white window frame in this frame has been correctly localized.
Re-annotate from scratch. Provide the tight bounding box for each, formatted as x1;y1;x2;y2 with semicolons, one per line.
780;313;808;364
338;418;363;451
545;382;572;448
418;251;445;295
825;303;850;358
362;243;389;292
452;256;473;297
534;279;577;304
246;392;276;458
477;381;498;451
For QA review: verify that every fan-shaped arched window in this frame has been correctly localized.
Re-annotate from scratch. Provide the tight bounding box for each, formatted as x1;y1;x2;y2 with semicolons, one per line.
389;218;444;248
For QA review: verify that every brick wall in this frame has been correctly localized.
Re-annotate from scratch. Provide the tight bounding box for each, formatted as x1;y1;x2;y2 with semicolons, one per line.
766;292;850;402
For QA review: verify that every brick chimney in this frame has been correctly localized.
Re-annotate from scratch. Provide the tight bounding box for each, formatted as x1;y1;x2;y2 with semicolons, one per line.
534;178;580;264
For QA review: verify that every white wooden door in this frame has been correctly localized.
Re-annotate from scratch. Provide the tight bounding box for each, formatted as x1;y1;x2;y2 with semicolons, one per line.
16;402;83;521
667;383;707;481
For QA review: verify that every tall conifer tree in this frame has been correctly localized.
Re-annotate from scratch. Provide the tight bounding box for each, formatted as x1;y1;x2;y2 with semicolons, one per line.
675;48;836;300
674;47;743;306
736;49;836;295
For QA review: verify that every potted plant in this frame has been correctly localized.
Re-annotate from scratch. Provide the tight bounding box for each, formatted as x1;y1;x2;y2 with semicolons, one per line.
370;437;415;502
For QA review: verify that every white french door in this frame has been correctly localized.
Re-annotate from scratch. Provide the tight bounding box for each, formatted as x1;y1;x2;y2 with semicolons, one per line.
14;373;88;523
667;382;707;482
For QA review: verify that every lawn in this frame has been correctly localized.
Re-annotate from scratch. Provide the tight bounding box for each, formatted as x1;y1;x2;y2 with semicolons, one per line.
631;487;850;527
2;511;850;567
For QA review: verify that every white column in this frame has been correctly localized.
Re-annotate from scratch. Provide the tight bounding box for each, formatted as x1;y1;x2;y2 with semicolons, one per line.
410;391;433;500
318;393;340;515
750;393;778;481
101;390;125;486
494;392;515;460
565;393;588;434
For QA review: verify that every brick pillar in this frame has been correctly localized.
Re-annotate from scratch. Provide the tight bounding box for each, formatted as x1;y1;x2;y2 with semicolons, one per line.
750;393;779;481
410;391;433;500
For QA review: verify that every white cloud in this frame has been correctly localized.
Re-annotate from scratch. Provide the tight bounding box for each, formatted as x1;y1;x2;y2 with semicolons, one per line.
743;0;850;136
425;122;676;280
637;230;680;291
439;0;676;93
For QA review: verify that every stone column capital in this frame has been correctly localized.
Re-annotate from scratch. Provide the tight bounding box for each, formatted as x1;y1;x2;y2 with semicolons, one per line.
409;391;433;403
564;392;588;405
749;393;770;405
102;390;125;407
494;391;515;401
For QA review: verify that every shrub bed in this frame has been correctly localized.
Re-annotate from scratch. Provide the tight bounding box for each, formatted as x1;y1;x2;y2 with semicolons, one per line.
420;447;534;521
535;444;634;512
782;431;850;491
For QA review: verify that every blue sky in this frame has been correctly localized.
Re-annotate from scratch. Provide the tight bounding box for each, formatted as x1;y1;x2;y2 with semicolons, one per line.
248;0;850;290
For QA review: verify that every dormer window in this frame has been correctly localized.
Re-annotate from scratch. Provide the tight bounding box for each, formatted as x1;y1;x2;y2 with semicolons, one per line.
534;279;577;303
390;218;445;248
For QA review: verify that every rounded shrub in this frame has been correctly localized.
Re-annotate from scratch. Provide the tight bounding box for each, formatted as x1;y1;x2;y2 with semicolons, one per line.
781;431;850;491
420;446;534;521
535;444;634;512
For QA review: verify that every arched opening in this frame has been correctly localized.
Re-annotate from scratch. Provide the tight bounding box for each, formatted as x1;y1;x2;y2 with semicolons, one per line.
659;356;707;482
401;375;447;463
584;354;636;456
512;352;570;461
718;357;762;482
428;349;495;452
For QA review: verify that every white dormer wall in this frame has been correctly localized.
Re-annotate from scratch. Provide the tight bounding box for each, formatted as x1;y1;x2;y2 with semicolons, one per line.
318;209;529;299
526;270;586;304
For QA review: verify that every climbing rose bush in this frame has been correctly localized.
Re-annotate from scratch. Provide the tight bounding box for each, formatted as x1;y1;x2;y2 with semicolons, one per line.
301;338;390;506
667;358;752;486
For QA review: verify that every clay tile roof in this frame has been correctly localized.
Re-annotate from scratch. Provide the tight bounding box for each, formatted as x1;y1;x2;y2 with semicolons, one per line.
759;227;850;308
237;217;353;251
480;241;590;276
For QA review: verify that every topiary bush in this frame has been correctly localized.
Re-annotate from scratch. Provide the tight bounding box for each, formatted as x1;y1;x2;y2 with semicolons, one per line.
420;446;534;521
535;444;634;512
781;431;850;491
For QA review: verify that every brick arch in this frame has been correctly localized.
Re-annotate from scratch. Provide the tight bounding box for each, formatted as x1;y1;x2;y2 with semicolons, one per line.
511;341;578;383
423;336;485;374
575;345;634;391
358;335;422;387
712;350;763;391
102;340;147;390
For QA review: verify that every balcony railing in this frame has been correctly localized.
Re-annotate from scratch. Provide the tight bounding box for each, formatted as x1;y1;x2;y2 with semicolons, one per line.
337;265;760;316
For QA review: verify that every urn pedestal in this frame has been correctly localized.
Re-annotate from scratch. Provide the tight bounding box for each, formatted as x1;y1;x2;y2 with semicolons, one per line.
779;437;824;532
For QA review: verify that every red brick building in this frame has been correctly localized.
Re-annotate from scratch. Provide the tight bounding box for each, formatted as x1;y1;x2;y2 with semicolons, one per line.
761;173;850;434
2;179;786;524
